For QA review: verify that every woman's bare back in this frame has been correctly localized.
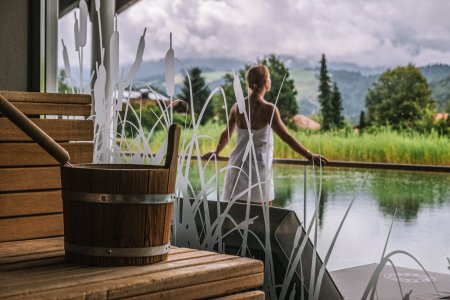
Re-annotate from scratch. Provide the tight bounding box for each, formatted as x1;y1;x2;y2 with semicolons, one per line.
234;96;276;130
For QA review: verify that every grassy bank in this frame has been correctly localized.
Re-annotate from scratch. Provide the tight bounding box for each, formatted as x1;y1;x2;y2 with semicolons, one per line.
146;123;450;165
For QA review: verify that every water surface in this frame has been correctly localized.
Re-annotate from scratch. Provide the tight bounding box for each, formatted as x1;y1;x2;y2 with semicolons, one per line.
273;165;450;273
193;162;449;273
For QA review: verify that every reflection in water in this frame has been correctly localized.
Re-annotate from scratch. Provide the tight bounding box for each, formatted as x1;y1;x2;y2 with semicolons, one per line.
318;188;328;227
369;170;449;221
273;166;449;222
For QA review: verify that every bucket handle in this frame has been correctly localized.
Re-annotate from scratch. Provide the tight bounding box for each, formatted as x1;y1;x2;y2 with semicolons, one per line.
0;93;71;166
164;124;181;192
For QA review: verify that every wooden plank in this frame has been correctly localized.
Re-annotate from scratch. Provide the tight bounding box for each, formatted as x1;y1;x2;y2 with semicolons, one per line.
0;250;204;279
106;257;263;299
0;91;91;104
0;247;202;278
213;290;265;300
0;260;88;281
0;237;189;265
0;237;63;259
0;257;65;272
0;251;65;267
30;262;263;300
0;190;62;218
0;119;93;142
167;247;197;255
0;250;223;287
0;214;63;242
0;253;241;298
0;102;91;116
0;167;60;192
130;274;264;300
0;142;93;166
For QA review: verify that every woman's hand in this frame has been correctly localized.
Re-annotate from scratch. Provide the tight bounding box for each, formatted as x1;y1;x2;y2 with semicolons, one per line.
202;151;218;160
307;153;328;166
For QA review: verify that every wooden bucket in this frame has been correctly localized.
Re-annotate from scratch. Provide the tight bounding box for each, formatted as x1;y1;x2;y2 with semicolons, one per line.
61;125;180;266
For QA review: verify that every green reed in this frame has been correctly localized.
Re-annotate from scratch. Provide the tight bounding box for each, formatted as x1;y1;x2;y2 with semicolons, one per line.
144;123;449;165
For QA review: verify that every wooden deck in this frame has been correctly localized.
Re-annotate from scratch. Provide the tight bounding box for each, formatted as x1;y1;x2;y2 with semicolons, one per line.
0;237;264;299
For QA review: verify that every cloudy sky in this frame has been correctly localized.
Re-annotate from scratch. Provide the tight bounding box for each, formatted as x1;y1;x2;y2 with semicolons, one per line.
59;0;450;69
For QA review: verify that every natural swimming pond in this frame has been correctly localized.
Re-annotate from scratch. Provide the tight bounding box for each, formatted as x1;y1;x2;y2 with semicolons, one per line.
273;165;450;274
193;161;450;274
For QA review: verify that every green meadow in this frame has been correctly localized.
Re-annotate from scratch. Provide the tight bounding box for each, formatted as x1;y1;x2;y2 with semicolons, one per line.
146;123;450;165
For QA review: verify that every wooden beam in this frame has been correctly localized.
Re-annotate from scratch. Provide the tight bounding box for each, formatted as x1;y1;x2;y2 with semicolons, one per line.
0;214;63;242
0;102;91;116
0;119;94;142
197;156;450;173
0;167;60;192
0;142;93;166
0;237;64;259
0;91;91;104
0;191;62;218
213;290;265;300
136;274;264;300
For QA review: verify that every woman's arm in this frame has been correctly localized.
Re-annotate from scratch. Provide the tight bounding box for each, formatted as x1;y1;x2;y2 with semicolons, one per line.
270;106;328;165
203;104;237;159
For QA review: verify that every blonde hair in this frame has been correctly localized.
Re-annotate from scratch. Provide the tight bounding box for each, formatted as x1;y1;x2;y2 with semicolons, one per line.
246;65;269;93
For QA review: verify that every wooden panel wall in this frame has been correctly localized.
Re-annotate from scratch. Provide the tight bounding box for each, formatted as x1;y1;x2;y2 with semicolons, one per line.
0;91;93;242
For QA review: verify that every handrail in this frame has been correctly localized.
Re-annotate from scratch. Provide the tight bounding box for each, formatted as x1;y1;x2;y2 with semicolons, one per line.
121;152;450;173
201;156;450;173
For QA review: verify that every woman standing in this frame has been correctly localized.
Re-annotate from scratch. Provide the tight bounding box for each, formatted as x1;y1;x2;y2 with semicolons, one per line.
203;65;328;205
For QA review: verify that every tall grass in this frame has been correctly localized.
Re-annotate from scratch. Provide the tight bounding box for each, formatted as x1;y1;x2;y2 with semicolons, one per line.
144;123;450;165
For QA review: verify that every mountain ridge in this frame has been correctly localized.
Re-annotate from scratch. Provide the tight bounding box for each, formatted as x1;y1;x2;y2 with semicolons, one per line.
131;58;450;121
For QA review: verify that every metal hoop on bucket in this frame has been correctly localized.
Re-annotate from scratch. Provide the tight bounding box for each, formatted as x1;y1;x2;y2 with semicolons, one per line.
64;242;170;257
62;191;174;204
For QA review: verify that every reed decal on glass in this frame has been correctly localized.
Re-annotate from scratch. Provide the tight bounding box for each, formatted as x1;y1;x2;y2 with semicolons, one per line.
61;1;443;298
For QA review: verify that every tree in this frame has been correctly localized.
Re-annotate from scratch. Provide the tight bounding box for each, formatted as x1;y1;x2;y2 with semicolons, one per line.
445;101;450;114
214;54;298;126
118;101;163;138
177;67;212;125
260;54;298;125
365;64;436;130
318;54;333;131
212;73;241;122
359;111;366;132
331;81;344;129
58;69;71;93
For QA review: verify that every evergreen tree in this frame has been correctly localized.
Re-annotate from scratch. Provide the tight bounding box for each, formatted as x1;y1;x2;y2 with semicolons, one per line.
359;111;366;132
58;69;71;93
331;81;344;129
318;54;333;131
177;67;212;125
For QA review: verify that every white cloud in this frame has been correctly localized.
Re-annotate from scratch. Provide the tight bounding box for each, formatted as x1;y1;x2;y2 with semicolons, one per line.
59;0;450;69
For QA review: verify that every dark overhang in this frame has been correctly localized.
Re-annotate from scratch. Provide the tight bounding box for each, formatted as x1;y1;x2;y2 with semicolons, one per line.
59;0;141;18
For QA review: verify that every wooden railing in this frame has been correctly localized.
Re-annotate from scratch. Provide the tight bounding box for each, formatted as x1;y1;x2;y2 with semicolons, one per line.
201;156;450;173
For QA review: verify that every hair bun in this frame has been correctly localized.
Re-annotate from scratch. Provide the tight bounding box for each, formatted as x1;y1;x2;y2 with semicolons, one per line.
246;65;269;92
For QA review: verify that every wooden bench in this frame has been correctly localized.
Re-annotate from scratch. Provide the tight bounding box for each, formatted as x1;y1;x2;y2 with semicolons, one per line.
0;91;264;299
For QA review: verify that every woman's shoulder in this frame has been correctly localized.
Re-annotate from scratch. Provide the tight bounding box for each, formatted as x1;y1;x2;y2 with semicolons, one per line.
260;100;278;114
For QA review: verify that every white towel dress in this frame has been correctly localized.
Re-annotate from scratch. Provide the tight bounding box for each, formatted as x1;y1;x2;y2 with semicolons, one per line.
222;125;274;203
